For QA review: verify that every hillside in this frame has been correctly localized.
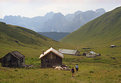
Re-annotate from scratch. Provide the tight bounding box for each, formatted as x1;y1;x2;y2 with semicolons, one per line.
62;7;121;47
0;22;43;44
0;22;66;51
38;32;70;41
0;8;105;32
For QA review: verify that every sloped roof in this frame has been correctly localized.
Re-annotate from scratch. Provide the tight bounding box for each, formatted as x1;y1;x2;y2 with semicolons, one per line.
90;51;96;54
39;47;64;59
59;49;78;55
86;54;96;58
2;51;25;59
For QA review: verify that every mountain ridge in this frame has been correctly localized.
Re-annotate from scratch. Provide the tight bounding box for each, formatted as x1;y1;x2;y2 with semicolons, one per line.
0;8;105;32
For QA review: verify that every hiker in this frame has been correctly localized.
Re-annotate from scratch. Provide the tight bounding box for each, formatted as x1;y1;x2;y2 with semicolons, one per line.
75;64;79;72
71;67;75;77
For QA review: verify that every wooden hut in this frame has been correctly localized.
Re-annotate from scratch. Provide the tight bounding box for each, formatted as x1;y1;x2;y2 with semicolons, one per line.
59;49;80;56
86;51;97;58
0;51;25;68
39;47;64;68
110;45;116;48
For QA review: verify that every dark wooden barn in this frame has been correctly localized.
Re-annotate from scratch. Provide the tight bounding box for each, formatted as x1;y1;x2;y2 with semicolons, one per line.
0;51;25;68
39;47;64;68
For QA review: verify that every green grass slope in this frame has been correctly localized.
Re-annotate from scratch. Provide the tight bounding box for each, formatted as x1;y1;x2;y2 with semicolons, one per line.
62;7;121;47
0;22;58;47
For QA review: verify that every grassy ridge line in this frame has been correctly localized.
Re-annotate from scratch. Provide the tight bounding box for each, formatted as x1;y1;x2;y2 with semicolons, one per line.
0;22;50;45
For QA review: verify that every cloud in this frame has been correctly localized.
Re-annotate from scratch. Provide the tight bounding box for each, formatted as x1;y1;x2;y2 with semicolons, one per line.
0;0;120;18
0;0;120;4
0;0;84;4
90;0;121;4
0;0;29;3
50;0;83;3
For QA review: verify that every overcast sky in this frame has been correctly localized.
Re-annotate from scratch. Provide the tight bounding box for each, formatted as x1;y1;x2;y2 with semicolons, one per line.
0;0;121;18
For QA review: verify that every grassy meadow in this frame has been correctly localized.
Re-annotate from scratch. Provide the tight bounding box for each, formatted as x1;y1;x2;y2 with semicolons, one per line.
0;42;121;83
0;63;121;83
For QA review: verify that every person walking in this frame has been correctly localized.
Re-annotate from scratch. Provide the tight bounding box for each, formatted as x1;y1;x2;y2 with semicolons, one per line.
71;67;75;77
75;64;79;72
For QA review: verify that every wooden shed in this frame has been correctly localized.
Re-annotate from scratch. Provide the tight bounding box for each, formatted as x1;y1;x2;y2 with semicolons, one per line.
59;49;80;56
86;51;97;58
110;45;116;48
39;47;64;68
0;51;25;68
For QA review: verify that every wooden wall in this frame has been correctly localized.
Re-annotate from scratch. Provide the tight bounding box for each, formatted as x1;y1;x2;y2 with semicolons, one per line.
41;52;62;68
